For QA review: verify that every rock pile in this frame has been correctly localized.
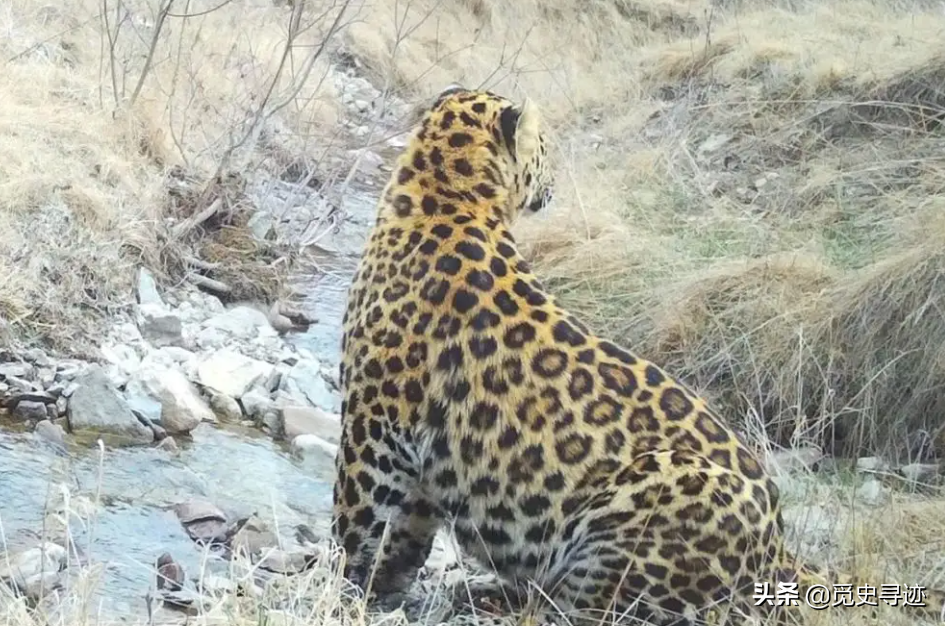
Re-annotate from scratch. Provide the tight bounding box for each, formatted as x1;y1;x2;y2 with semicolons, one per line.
0;267;342;459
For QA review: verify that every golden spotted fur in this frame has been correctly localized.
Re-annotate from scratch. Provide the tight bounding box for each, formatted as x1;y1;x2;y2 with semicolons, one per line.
331;85;945;625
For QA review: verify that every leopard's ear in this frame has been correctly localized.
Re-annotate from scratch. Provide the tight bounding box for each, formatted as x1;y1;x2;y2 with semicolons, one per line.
514;97;542;163
499;97;542;163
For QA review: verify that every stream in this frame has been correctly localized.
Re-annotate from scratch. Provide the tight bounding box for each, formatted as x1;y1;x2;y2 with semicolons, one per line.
0;178;380;621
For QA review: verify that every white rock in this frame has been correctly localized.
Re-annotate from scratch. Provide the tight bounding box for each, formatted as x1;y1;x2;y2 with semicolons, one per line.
198;574;237;597
269;364;290;392
34;420;66;447
137;267;164;306
175;301;197;323
0;362;33;378
136;366;215;434
113;320;144;344
160;346;196;364
194;291;224;313
150;422;167;441
209;393;243;422
352;149;384;169
202;305;271;340
767;446;823;477
267;308;295;335
37;367;55;388
103;364;129;390
281;405;341;442
67;365;153;446
290;434;338;460
256;323;279;340
856;456;889;473
781;504;840;553
20;570;63;599
279;359;339;412
278;350;300;366
100;343;141;376
13;401;48;422
195;327;226;349
55;363;83;382
321;364;339;387
123;378;164;425
240;387;273;421
157;436;179;453
197;349;274;398
0;542;67;591
387;134;408;149
349;77;373;94
247;212;274;241
136;303;184;348
140;348;178;372
856;478;886;505
260;409;281;434
23;348;50;367
295;347;316;361
898;463;939;484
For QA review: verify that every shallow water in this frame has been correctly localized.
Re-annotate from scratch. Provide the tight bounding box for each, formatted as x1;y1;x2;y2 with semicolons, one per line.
0;181;381;621
0;422;336;619
284;179;378;368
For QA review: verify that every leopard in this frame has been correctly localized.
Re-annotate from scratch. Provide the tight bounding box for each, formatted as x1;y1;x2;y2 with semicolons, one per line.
331;84;945;625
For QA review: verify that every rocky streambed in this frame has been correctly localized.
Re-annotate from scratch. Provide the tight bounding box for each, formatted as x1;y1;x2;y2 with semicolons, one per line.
0;176;387;624
0;273;347;618
0;170;477;623
0;54;427;622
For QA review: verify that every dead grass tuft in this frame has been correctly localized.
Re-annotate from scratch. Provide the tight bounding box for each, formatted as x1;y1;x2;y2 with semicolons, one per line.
804;217;945;459
636;252;837;437
158;168;298;305
620;222;945;461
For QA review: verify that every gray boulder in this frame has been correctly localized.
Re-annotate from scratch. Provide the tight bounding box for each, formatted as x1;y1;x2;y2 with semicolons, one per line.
66;365;153;446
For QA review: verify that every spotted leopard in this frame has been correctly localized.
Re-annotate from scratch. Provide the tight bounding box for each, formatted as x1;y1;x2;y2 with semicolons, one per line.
331;85;945;625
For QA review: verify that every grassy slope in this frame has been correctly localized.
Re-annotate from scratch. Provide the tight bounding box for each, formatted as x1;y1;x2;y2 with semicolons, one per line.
3;0;945;624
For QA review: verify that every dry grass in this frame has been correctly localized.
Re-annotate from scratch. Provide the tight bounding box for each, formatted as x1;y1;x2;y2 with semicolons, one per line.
0;0;348;354
5;0;945;623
